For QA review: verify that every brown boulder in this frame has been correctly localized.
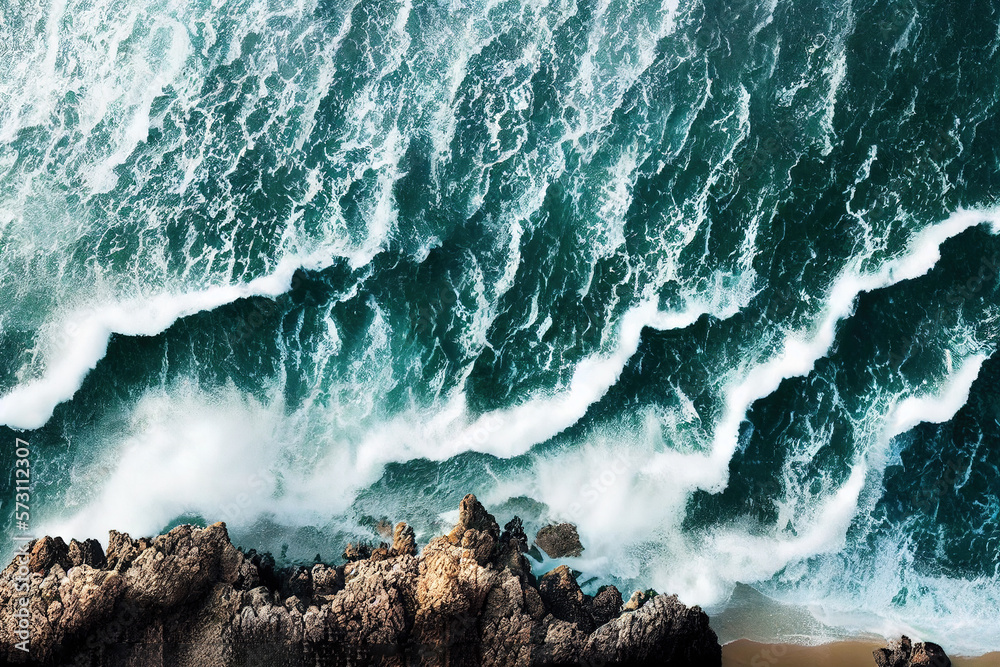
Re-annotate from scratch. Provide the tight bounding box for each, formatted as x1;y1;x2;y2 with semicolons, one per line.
67;538;106;569
874;635;951;667
591;585;624;627
538;565;594;633
447;493;501;545
29;537;70;573
391;522;417;556
535;523;584;558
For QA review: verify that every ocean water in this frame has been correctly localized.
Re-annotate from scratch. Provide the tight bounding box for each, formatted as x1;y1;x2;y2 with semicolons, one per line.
1;0;999;655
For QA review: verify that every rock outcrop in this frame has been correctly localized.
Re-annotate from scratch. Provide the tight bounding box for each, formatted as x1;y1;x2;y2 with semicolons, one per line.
874;636;951;667
0;495;721;666
534;524;584;559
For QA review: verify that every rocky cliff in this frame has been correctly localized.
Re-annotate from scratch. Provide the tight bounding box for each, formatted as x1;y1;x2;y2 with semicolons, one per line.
0;494;721;666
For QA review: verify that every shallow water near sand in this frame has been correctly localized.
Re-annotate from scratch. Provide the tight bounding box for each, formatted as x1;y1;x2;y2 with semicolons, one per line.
721;640;1000;667
2;0;1000;655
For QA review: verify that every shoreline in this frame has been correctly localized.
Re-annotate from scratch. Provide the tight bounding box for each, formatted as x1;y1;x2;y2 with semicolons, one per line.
1;493;990;666
722;639;1000;667
0;495;723;666
709;582;999;664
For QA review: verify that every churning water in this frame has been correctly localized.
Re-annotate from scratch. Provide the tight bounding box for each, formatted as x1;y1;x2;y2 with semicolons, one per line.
1;0;999;654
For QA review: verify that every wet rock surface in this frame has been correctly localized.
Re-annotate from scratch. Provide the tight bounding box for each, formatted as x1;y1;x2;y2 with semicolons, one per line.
874;635;952;667
534;523;584;559
0;495;721;666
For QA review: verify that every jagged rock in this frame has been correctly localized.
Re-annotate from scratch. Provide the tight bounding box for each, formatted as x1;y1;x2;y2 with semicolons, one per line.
29;537;70;572
281;566;313;599
341;542;372;562
122;522;233;609
104;530;151;571
0;494;721;667
310;563;341;595
448;493;501;545
874;635;951;667
495;517;532;577
876;636;913;667
623;589;655;611
500;517;529;553
910;642;952;666
538;565;594;633
591;585;623;627
328;555;419;660
242;549;277;589
390;522;416;557
535;523;584;558
67;538;106;569
369;545;392;562
587;593;721;666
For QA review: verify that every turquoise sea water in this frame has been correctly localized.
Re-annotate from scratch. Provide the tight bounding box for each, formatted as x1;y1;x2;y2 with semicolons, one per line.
2;0;1000;654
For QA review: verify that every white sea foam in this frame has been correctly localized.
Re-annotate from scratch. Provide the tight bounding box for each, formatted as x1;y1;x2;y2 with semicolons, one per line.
885;353;987;440
0;251;328;430
487;208;1000;617
778;530;1000;656
707;207;1000;492
514;319;994;627
0;0;425;432
0;0;695;436
31;210;1000;658
770;353;997;655
44;385;287;541
344;270;758;472
6;0;1000;653
49;358;997;654
35;267;757;547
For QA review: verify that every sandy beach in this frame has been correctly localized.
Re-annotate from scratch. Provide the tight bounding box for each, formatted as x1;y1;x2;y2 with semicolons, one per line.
723;639;1000;666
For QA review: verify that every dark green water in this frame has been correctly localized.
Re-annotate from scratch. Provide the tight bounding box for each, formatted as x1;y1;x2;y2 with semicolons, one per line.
1;0;999;652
